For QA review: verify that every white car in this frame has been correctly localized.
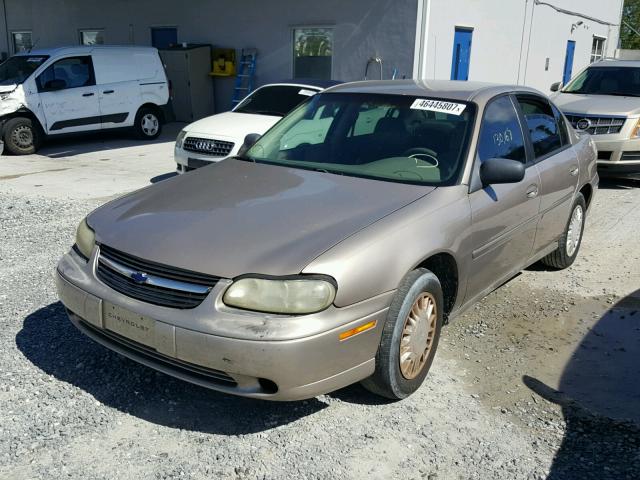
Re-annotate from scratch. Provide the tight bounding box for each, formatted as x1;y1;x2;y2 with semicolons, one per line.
0;45;169;155
174;80;340;173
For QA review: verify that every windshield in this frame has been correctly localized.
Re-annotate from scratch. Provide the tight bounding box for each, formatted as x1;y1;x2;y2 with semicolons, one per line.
563;67;640;97
0;55;48;86
234;85;320;116
242;92;476;186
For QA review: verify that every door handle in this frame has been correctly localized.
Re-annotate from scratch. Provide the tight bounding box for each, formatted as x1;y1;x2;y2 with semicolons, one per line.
103;90;115;94
82;92;94;97
526;185;539;199
569;166;579;176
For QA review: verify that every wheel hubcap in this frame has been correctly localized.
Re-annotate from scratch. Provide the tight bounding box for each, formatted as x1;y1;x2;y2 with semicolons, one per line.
11;125;34;149
400;292;437;380
566;204;584;257
141;114;159;136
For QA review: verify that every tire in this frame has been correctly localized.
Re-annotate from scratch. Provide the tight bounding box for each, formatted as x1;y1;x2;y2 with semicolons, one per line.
361;268;444;400
540;193;586;270
134;106;162;140
3;117;42;155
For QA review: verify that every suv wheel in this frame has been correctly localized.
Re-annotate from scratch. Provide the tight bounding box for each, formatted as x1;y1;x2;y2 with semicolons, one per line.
3;117;42;155
361;268;443;400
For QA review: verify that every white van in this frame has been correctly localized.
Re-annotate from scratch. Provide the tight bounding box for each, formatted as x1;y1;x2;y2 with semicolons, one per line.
0;45;170;155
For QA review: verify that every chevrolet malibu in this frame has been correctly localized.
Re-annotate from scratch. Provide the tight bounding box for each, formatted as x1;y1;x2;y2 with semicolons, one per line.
56;80;598;401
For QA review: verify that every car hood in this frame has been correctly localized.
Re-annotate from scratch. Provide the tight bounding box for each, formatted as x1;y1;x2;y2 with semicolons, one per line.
184;111;281;139
88;159;434;278
552;92;640;117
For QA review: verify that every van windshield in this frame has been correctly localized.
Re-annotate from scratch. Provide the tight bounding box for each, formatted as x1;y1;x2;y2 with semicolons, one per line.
242;92;476;186
0;55;48;86
563;67;640;97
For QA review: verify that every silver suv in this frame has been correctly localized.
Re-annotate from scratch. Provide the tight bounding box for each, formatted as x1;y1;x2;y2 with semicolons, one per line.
551;59;640;180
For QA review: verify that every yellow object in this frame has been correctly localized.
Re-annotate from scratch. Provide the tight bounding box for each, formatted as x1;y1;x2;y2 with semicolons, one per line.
210;48;237;76
339;320;377;341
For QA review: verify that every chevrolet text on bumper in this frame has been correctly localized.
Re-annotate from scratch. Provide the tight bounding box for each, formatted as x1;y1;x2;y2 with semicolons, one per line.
58;80;598;401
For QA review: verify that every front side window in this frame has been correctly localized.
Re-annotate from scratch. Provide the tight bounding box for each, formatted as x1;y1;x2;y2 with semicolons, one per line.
517;96;563;159
562;67;640;97
37;56;95;91
293;27;333;80
12;32;32;54
243;93;476;186
590;37;606;64
0;55;48;86
80;30;105;46
477;96;526;164
234;85;319;117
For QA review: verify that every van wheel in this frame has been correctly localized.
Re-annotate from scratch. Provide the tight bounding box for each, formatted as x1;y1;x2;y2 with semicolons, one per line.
361;268;443;400
3;117;42;155
540;193;586;270
134;107;162;140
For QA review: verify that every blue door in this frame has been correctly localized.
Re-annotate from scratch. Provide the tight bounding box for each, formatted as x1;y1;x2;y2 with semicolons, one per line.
151;27;177;49
451;28;473;81
563;40;576;85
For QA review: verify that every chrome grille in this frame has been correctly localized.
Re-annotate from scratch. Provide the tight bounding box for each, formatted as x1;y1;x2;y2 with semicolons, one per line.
564;113;626;135
75;316;237;386
183;136;235;157
96;245;219;309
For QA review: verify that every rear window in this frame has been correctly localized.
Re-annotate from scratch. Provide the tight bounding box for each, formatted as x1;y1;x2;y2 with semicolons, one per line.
234;85;319;117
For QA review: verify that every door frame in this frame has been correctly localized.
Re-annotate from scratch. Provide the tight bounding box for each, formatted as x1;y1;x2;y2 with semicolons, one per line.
562;40;576;85
451;26;474;81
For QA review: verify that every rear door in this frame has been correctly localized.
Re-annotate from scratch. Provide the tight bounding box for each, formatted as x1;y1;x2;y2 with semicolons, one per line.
466;95;541;301
515;95;579;254
36;56;100;134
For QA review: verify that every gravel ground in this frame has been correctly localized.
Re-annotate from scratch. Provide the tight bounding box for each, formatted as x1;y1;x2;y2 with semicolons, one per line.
1;176;639;480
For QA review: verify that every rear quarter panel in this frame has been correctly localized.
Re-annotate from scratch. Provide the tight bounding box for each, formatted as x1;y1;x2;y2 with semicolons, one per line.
303;185;473;308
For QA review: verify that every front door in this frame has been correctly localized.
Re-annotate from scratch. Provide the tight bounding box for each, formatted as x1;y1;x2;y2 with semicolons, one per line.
563;40;576;85
515;95;579;254
466;95;541;302
451;28;473;81
36;56;100;134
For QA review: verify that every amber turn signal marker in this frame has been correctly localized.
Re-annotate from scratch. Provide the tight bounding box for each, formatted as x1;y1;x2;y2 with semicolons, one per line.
339;320;377;341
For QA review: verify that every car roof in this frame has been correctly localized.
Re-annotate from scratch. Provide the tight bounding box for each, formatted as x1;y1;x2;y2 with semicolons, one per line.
15;45;158;57
324;79;542;104
587;59;640;68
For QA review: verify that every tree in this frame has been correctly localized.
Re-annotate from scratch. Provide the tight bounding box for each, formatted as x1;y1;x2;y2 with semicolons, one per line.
622;0;640;49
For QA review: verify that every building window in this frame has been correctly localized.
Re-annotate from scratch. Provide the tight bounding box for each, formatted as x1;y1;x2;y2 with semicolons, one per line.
80;30;105;46
590;36;606;63
12;31;32;53
293;27;333;80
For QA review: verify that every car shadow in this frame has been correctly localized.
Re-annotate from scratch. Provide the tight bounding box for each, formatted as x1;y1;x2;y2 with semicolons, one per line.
150;172;178;184
597;177;639;190
15;302;328;435
524;289;640;479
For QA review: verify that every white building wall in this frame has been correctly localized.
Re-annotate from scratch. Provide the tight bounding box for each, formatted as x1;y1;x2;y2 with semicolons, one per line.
416;0;624;92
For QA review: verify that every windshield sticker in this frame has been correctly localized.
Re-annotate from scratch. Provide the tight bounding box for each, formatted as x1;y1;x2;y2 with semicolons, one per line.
410;98;466;115
298;89;317;96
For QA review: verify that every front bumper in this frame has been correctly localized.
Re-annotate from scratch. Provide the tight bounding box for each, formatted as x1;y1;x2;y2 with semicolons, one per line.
55;248;391;400
593;137;640;179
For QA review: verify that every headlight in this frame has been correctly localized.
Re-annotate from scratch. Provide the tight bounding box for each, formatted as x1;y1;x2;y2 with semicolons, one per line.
75;218;95;259
631;119;640;139
175;129;187;148
223;276;337;314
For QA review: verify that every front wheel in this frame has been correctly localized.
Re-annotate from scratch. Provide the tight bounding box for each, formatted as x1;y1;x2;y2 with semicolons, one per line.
361;268;443;400
540;193;586;269
3;117;42;155
134;107;162;140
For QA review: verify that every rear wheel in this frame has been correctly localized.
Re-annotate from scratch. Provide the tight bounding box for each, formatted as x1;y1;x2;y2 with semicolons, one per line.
3;117;42;155
361;268;443;400
134;106;161;140
540;193;586;269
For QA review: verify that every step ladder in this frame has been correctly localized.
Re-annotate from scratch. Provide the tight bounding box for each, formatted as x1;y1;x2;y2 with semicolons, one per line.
231;48;257;107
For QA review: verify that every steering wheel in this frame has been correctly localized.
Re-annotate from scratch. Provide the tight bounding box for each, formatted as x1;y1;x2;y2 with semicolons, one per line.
403;147;439;168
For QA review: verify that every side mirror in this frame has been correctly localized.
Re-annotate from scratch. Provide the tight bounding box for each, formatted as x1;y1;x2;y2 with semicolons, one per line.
480;158;525;186
550;82;561;92
237;133;261;157
44;79;67;91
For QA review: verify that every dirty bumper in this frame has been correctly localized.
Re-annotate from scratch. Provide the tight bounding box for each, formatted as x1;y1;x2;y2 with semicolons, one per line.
55;249;391;401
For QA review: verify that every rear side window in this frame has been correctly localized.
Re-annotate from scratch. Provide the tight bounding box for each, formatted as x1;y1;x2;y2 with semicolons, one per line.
37;56;94;91
516;96;563;159
477;96;527;163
